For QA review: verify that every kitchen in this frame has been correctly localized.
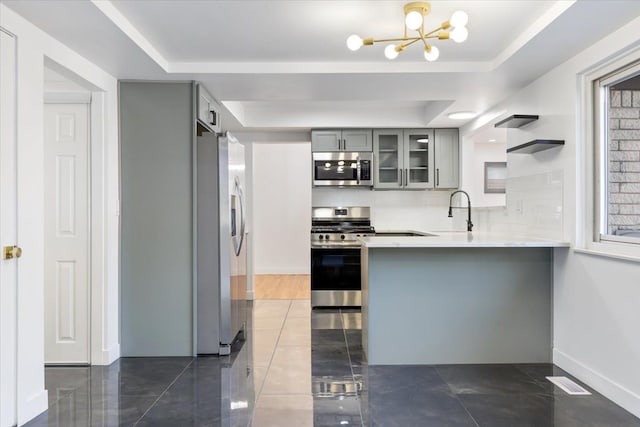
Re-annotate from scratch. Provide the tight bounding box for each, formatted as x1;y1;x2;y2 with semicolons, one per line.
2;1;640;426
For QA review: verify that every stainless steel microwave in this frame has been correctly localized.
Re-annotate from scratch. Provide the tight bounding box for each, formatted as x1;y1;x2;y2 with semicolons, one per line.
312;152;373;187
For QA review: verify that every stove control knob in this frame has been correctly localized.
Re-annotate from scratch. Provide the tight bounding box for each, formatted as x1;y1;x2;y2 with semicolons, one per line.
341;234;346;240
318;235;323;240
325;235;330;240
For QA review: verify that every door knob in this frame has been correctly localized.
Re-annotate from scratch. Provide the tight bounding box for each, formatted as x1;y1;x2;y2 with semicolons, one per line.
3;246;22;260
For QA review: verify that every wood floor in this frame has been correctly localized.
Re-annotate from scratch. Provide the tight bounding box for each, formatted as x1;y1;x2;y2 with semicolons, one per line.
254;274;310;300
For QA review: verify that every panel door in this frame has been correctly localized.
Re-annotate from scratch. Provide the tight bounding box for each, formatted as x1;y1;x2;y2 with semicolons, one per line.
434;129;460;189
311;130;342;151
343;129;373;151
44;104;90;364
0;28;18;427
373;129;404;189
403;129;434;189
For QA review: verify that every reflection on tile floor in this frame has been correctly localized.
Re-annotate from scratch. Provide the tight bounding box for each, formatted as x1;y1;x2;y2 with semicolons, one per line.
26;300;640;426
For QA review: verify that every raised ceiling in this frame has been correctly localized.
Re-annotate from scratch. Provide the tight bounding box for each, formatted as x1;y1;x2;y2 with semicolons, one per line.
6;0;640;130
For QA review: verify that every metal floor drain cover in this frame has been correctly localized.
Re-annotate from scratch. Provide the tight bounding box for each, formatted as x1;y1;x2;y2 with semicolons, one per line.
546;376;591;395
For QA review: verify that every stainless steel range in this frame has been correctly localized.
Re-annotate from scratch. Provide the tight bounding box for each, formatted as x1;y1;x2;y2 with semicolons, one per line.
310;206;375;307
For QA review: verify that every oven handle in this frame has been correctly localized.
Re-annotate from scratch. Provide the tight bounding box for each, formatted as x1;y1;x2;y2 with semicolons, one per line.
311;244;362;249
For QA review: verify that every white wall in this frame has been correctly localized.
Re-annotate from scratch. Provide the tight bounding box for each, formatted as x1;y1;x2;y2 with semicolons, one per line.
252;142;312;274
462;13;640;418
0;5;120;424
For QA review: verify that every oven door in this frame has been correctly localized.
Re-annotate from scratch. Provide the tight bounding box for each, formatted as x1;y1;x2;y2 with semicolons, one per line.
311;246;361;307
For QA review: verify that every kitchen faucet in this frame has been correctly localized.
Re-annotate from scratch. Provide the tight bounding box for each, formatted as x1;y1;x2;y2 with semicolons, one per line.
448;190;473;232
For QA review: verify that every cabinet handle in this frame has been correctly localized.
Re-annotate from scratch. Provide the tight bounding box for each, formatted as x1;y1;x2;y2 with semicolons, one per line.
437;168;440;187
398;169;402;186
405;169;409;186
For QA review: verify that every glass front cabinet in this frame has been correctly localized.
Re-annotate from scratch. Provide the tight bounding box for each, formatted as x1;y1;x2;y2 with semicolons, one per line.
373;128;458;190
373;129;434;189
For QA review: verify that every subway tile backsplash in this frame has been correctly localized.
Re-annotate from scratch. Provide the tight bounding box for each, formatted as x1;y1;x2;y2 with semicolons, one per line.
312;169;563;239
505;170;564;239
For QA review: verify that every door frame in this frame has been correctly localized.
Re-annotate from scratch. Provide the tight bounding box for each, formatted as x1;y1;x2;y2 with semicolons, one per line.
42;68;109;365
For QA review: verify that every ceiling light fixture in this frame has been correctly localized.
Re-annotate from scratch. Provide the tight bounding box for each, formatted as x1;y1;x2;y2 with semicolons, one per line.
347;2;468;61
448;111;477;120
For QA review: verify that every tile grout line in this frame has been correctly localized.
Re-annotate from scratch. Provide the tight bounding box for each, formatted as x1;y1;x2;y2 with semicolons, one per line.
432;367;482;427
340;309;366;427
248;299;292;426
132;359;194;426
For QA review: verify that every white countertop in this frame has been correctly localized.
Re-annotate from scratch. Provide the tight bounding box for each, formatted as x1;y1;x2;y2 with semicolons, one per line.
359;231;570;248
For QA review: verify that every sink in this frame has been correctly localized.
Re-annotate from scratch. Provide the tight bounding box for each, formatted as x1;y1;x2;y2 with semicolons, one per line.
374;231;435;237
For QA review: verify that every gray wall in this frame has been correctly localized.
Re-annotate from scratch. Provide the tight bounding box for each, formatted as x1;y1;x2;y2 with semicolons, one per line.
120;82;194;356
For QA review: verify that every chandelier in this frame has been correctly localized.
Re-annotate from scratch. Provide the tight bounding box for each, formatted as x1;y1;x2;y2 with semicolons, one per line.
346;2;468;61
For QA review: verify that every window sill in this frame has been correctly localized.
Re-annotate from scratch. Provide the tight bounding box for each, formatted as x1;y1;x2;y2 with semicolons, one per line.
573;247;640;264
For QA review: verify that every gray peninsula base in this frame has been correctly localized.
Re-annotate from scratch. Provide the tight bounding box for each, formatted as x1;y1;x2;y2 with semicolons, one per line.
361;247;553;365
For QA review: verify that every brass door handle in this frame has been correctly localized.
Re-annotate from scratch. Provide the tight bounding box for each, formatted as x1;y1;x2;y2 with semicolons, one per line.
3;246;22;260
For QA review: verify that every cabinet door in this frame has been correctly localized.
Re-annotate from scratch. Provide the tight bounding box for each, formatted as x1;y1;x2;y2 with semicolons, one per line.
311;130;342;151
343;129;373;151
197;85;221;133
403;129;434;189
434;129;459;189
373;129;403;189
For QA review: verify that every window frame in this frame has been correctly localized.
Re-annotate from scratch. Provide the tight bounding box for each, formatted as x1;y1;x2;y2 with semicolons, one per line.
579;46;640;261
594;61;640;246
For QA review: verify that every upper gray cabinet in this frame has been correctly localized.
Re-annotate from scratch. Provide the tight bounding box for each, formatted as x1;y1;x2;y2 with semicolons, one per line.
197;84;221;134
311;129;373;152
373;128;458;190
433;128;459;189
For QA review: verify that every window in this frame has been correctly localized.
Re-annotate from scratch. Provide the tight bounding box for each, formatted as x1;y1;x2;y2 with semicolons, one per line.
595;61;640;245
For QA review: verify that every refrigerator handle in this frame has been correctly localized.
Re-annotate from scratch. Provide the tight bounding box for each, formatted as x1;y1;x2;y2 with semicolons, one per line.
234;178;246;256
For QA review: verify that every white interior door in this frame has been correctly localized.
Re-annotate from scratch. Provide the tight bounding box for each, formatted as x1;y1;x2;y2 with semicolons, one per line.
44;103;90;364
0;28;18;427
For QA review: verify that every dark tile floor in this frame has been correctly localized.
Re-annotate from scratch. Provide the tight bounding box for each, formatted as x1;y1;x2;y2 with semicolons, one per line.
26;301;640;427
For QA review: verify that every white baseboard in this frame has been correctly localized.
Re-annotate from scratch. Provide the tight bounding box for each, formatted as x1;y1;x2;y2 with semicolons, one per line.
553;348;640;419
93;343;120;366
19;389;48;426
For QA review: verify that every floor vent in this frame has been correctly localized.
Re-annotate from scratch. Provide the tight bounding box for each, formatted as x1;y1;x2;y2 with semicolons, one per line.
546;376;591;395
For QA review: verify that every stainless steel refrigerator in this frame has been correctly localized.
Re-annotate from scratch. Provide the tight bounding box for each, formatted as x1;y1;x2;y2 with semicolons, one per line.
197;131;247;355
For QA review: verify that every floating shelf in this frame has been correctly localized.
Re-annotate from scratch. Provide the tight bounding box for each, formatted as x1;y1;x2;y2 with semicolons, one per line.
494;114;539;128
507;139;564;154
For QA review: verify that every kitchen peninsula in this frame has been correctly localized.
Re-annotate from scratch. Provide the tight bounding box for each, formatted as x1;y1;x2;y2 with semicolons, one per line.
359;232;569;365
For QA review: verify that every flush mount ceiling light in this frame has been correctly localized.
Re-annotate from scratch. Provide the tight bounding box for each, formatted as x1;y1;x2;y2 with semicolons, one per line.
346;2;468;61
448;111;477;120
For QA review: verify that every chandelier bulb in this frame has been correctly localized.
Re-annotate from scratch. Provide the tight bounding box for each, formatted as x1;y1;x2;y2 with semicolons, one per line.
450;26;468;43
346;34;363;51
450;10;468;28
424;45;439;62
384;44;400;60
405;10;423;31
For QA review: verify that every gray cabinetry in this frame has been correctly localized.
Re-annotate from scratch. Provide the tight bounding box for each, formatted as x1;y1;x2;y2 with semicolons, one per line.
434;128;459;189
120;81;195;357
373;128;459;190
373;129;434;189
311;129;372;152
197;84;221;133
373;129;403;189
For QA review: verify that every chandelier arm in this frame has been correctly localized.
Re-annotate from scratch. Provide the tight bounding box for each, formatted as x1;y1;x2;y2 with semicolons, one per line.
369;36;422;44
418;28;429;48
422;25;444;38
